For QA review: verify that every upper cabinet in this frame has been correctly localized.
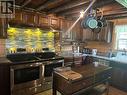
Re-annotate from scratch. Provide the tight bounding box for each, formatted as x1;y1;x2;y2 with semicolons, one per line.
10;10;23;24
9;10;61;29
38;15;49;27
22;12;38;26
49;17;60;29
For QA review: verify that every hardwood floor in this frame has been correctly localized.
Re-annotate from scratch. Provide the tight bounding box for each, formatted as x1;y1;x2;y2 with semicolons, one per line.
35;86;127;95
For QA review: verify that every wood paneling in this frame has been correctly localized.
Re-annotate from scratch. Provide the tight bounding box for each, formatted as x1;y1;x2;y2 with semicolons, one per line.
0;64;10;95
0;18;8;38
39;15;49;27
10;10;23;24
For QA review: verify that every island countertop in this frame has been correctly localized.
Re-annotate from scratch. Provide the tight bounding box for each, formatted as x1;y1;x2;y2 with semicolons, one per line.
53;63;112;95
82;54;127;64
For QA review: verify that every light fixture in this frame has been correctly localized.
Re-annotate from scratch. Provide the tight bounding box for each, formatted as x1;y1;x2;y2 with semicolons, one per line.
80;11;85;18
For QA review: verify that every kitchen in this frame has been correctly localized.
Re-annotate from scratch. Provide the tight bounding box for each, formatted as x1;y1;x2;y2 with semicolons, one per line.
0;0;127;95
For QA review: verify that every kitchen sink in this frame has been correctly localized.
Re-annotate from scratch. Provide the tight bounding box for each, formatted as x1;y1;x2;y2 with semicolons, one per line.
96;52;117;58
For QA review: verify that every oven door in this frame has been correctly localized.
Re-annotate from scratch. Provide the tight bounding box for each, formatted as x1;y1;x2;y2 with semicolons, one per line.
43;60;64;81
10;63;43;92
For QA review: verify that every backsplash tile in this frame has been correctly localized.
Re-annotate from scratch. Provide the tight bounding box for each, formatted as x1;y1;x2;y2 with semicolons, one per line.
6;27;56;53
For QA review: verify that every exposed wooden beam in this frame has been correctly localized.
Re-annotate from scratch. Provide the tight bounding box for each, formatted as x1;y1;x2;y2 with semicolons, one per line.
36;0;70;11
21;0;32;8
93;0;115;9
55;0;116;16
104;12;127;20
57;4;88;16
36;0;57;11
102;8;127;16
67;10;127;20
48;0;90;13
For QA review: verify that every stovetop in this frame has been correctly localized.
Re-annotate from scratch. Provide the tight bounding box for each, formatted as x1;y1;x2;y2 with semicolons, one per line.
7;52;64;64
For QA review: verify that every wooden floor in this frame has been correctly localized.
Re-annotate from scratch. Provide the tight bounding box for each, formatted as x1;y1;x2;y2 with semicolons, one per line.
35;86;127;95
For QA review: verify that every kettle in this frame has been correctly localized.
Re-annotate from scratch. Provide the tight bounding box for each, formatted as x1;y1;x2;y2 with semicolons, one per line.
92;49;97;55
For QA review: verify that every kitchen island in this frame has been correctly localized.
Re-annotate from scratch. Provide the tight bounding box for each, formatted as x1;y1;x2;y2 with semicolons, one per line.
84;54;127;92
53;63;112;95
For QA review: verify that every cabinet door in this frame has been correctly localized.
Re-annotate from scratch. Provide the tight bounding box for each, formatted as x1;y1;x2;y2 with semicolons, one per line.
39;15;49;27
22;12;37;26
0;18;7;38
121;70;127;90
111;68;124;88
10;10;23;23
50;17;59;29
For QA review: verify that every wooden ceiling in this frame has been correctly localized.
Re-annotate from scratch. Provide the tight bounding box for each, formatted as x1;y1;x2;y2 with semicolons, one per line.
15;0;127;20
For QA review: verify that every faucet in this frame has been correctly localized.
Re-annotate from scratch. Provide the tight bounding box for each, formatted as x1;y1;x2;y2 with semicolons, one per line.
108;49;112;58
122;48;126;55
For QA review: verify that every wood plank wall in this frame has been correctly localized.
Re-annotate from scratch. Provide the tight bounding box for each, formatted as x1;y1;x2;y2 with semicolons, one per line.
0;39;6;57
84;18;127;53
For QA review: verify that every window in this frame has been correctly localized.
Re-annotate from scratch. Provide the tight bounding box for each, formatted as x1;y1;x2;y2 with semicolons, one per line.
115;25;127;50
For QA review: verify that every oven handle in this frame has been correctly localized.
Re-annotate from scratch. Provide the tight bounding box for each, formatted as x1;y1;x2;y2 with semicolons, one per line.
10;68;14;92
10;62;43;69
43;60;64;65
42;65;45;77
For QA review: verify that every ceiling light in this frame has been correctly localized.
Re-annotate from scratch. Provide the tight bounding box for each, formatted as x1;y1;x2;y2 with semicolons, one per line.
80;11;85;18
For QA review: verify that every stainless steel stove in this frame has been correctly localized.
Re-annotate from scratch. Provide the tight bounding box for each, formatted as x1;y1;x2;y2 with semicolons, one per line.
7;52;64;95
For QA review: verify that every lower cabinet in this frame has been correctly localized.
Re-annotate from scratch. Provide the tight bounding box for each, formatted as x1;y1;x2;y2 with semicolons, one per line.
111;67;127;91
92;57;127;91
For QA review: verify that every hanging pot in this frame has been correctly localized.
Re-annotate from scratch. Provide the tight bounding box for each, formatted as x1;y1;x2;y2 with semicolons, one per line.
81;16;98;29
97;17;107;28
97;20;103;28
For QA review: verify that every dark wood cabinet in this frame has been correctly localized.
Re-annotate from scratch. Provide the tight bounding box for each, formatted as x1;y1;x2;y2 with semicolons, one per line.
93;57;127;91
50;17;60;29
0;64;10;95
22;12;38;26
53;64;111;95
111;67;127;91
9;10;61;29
10;10;23;24
39;15;49;27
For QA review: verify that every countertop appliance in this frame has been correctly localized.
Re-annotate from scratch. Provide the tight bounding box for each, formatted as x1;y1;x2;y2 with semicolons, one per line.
7;52;64;95
82;48;92;54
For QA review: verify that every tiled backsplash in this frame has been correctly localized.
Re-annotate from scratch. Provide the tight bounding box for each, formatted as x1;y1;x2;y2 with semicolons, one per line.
6;27;56;53
0;39;6;57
